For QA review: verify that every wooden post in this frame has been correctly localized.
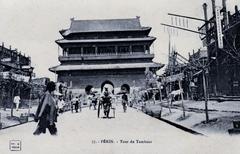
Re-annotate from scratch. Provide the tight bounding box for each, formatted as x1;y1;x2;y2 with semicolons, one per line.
80;47;83;56
202;70;209;123
0;85;3;111
10;83;16;117
178;80;185;118
222;0;229;28
159;82;163;117
144;45;147;54
95;46;98;55
203;3;210;123
211;0;216;16
129;45;132;55
159;84;162;102
165;83;172;113
1;42;4;59
28;84;32;117
115;46;118;55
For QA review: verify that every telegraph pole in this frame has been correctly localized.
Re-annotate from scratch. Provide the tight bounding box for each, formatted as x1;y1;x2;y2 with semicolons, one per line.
203;3;210;123
202;70;209;122
222;0;229;28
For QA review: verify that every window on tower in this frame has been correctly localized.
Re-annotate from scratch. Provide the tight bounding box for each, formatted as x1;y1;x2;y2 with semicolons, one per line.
118;46;129;54
132;45;144;54
83;47;95;55
98;46;115;55
68;48;81;55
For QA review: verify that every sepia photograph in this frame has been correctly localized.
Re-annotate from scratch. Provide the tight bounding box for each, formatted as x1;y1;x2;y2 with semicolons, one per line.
0;0;240;153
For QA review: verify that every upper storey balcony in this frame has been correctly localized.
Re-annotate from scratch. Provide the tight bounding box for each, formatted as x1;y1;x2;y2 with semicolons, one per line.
59;53;155;62
58;44;155;62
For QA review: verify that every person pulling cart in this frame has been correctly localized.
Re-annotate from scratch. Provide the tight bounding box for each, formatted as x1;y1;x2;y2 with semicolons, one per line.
98;88;114;118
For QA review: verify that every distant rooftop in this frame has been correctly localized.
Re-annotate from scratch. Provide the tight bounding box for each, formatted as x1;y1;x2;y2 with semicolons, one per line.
60;17;151;36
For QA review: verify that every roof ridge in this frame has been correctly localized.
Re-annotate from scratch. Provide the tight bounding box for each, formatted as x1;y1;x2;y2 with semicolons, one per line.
61;17;148;36
71;17;139;22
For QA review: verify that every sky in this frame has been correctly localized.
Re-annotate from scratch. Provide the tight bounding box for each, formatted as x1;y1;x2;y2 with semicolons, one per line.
0;0;239;80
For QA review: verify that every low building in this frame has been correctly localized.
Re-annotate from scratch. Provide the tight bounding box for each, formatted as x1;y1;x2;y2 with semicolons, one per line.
0;43;33;108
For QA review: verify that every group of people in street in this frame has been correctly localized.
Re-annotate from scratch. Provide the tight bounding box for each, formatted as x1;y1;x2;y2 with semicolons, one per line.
68;87;115;118
32;82;130;136
70;96;81;113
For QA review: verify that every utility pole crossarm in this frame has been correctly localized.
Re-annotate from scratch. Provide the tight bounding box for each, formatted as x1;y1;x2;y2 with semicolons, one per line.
161;23;206;35
168;13;208;22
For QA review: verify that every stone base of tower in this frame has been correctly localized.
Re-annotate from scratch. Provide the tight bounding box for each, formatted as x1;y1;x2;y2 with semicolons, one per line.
57;68;147;94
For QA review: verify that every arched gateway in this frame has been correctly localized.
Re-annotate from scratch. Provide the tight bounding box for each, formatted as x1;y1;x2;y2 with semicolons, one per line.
101;80;114;94
85;85;93;95
121;84;130;93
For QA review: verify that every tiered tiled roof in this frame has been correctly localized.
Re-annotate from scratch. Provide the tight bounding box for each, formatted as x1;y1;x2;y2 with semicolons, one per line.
60;17;151;36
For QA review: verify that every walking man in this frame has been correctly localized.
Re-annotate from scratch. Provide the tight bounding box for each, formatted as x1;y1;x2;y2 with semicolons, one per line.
14;94;21;111
74;96;79;113
33;81;58;135
122;93;128;113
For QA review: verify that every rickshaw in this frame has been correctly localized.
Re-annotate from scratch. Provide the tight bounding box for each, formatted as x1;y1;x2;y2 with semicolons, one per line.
97;90;115;118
